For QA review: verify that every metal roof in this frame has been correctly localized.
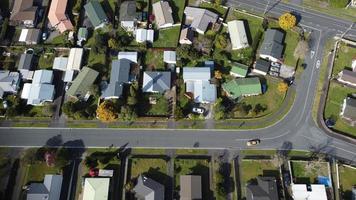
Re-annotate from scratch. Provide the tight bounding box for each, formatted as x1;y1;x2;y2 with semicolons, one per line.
84;1;108;27
142;71;171;93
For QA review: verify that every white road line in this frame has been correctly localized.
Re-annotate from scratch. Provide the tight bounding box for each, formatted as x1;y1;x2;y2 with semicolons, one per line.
301;135;356;156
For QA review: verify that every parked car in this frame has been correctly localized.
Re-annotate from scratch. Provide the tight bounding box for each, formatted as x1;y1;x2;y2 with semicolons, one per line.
246;139;260;146
269;71;279;76
270;66;280;72
283;172;291;186
192;107;205;114
271;62;282;68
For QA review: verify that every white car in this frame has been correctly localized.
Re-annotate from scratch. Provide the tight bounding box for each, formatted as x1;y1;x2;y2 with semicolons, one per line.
192;107;205;114
247;139;261;146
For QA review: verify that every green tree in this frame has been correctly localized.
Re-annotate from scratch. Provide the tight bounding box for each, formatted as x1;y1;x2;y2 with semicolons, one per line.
55;148;71;168
215;34;228;49
0;18;9;41
108;38;119;50
214;98;226;120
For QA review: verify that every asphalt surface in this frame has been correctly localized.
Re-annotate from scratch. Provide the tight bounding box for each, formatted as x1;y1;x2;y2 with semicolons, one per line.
0;1;356;163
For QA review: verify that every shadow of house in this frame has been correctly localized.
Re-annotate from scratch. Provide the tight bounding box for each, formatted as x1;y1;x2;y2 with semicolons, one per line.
190;163;214;200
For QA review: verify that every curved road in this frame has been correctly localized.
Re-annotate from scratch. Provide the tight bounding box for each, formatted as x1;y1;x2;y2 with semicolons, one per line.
0;1;356;163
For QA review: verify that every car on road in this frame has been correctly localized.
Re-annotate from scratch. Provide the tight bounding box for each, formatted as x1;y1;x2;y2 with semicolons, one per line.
192;107;205;114
246;139;260;146
316;60;320;69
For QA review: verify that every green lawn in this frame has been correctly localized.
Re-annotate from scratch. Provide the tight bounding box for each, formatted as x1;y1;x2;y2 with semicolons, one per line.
13;123;49;127
324;81;356;137
67;123;98;128
240;160;280;198
301;0;356;22
230;76;286;118
24;162;61;184
174;159;212;199
131;148;166;155
38;53;55;69
291;161;329;184
333;43;356;76
47;34;70;46
175;149;208;155
199;2;227;17
338;164;356;200
139;93;169;116
129;157;169;188
153;26;181;48
143;49;165;70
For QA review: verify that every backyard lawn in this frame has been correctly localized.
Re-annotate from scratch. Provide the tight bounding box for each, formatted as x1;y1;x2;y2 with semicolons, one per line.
290;161;329;184
333;43;356;76
153;26;181;48
38;53;55;69
174;158;213;199
338;164;356;200
143;49;165;70
324;81;356;137
240;160;280;198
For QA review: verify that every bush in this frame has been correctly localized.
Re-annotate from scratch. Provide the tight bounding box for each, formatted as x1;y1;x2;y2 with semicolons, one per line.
278;13;297;30
0;18;9;41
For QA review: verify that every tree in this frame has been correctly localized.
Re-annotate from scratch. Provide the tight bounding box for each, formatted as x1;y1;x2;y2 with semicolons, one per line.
96;101;118;122
214;98;226;120
215;34;228;49
294;40;309;60
277;82;289;93
214;70;222;79
55;148;71;168
278;13;297;30
0;18;9;41
121;106;137;121
108;38;119;50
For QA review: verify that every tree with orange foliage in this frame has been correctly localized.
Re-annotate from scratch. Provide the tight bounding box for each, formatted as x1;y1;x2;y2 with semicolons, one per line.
279;13;297;30
278;82;289;93
96;101;118;122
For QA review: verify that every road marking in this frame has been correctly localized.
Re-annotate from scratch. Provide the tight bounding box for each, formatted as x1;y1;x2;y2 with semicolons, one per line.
301;135;356;156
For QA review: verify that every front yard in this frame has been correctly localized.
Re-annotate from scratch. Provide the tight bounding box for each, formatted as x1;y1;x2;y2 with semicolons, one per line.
240;160;280;198
332;42;356;76
324;81;356;137
338;164;356;200
290;160;329;184
138;93;169;116
174;158;213;199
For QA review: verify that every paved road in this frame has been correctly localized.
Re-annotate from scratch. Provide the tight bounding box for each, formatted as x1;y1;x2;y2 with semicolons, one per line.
0;1;356;164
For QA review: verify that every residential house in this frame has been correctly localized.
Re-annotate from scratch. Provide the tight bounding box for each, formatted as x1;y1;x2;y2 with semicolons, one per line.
84;1;108;29
18;28;40;45
0;71;20;99
48;0;73;33
227;20;249;50
338;69;356;87
152;1;174;29
101;59;132;99
77;27;88;46
67;48;84;71
18;53;34;80
291;184;328;200
136;29;154;43
246;177;279;200
67;67;99;101
133;175;164;200
179;175;202;200
142;71;171;93
184;7;218;34
118;52;138;63
230;63;249;77
179;28;194;45
259;29;285;62
340;97;356;125
253;59;271;76
26;174;63;200
119;1;138;31
10;0;38;27
163;51;176;64
183;66;217;103
21;70;55;106
222;77;262;99
83;177;110;200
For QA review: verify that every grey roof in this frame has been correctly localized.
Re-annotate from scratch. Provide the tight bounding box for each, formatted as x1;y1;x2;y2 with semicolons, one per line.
260;29;285;60
134;175;164;200
246;177;279;200
340;69;356;84
343;97;356;121
18;53;34;70
101;59;131;99
184;7;218;33
183;67;211;81
27;174;63;200
26;29;40;43
180;175;202;200
142;71;171;93
0;71;20;98
84;1;108;27
119;1;137;21
53;57;69;71
255;59;271;73
32;70;53;84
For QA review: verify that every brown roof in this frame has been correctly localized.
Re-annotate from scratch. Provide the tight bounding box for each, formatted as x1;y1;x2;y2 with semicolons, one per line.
340;70;356;84
180;175;202;200
10;0;37;21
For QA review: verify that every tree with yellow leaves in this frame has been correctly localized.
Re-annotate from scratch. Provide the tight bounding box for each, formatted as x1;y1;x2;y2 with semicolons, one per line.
96;101;118;122
278;13;297;30
277;82;289;93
